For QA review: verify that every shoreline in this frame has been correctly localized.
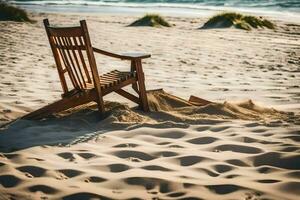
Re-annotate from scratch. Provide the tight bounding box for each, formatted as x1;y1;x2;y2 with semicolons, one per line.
15;3;300;23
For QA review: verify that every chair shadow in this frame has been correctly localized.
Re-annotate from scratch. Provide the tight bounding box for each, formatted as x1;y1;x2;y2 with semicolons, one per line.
0;108;106;153
0;97;227;153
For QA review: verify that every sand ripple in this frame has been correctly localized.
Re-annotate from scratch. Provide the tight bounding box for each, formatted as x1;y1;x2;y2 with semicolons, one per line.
1;119;299;199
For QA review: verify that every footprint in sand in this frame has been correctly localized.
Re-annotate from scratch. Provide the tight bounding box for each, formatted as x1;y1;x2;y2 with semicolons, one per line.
113;143;139;148
17;165;46;178
206;184;242;195
0;175;21;188
142;165;173;172
226;159;249;167
85;176;107;183
214;144;263;154
186;136;219;145
57;152;76;161
108;164;131;173
156;130;187;139
167;192;186;198
125;177;173;193
113;150;155;161
28;184;59;194
213;164;235;173
277;181;300;195
153;151;178;157
196;168;219;177
62;192;110;200
57;169;83;178
256;179;281;184
252;152;300;170
178;155;211;166
77;152;97;160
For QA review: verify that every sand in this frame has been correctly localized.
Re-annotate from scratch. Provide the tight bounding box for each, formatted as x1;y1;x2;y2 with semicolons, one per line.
0;11;300;199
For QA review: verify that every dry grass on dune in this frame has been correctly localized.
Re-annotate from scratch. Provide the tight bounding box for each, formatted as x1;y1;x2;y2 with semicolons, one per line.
201;12;275;30
0;1;33;22
129;14;171;27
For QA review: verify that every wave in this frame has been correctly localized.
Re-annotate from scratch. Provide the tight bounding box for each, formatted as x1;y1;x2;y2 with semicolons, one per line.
9;0;300;8
7;0;300;15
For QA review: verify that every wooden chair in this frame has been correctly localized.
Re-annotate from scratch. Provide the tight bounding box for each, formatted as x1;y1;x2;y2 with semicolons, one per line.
23;19;150;119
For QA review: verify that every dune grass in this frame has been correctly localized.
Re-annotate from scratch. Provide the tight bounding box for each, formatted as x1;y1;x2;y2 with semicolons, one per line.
129;14;171;27
0;1;33;22
201;12;275;30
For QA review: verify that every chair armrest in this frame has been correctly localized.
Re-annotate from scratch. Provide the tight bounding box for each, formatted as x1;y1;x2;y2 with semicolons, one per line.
120;52;151;59
93;47;151;60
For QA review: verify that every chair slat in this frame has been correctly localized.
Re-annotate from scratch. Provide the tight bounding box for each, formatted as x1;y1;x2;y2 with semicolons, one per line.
54;36;79;89
66;36;87;88
61;36;84;89
99;71;136;90
53;43;85;51
76;36;92;83
59;36;80;89
48;27;83;37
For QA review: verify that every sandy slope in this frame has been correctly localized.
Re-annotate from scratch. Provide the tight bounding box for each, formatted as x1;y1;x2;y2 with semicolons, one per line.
0;12;300;200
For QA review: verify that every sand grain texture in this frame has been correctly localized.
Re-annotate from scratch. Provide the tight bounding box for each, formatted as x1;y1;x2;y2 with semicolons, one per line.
0;12;300;200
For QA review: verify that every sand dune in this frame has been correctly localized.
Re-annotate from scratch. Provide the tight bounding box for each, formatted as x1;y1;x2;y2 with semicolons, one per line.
0;12;300;200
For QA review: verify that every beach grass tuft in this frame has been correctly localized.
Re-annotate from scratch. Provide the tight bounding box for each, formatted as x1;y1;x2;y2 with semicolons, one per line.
0;1;33;22
129;14;171;27
201;12;275;30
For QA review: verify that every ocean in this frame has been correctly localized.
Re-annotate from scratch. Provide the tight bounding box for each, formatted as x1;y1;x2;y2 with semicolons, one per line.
7;0;300;17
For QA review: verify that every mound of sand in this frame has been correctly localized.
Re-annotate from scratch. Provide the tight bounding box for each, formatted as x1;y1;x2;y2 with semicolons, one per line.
0;2;32;22
147;89;289;121
0;89;295;153
200;12;275;30
129;14;171;27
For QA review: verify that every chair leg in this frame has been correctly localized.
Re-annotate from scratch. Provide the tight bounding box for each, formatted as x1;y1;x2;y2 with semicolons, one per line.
131;60;139;93
96;96;105;114
135;60;149;112
92;76;105;114
132;82;139;93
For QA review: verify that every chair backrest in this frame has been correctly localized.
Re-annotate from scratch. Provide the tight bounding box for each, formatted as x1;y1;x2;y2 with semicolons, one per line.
43;19;101;94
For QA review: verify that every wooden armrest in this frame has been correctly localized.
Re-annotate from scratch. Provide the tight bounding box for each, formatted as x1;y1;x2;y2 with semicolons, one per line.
93;47;151;60
120;52;151;59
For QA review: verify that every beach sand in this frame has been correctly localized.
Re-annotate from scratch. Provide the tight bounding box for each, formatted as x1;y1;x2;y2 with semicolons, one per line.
0;12;300;199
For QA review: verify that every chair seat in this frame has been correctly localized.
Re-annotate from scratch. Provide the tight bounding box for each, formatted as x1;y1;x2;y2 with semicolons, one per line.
84;70;137;89
99;70;136;89
62;70;136;98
